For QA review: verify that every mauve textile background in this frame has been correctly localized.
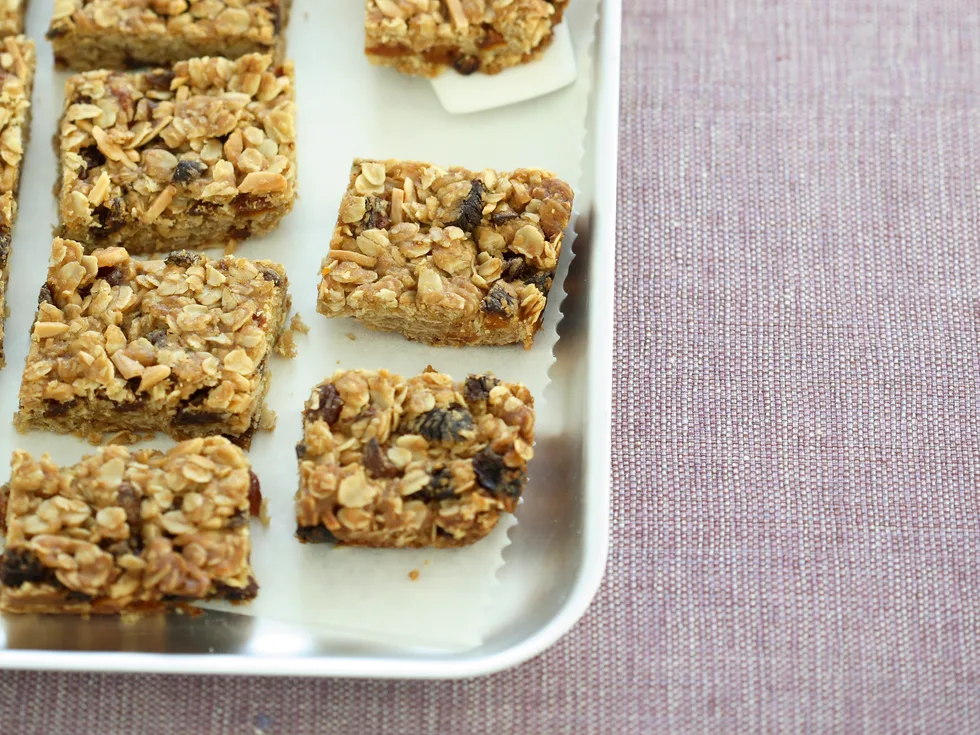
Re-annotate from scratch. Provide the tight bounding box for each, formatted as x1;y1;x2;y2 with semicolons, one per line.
3;0;980;732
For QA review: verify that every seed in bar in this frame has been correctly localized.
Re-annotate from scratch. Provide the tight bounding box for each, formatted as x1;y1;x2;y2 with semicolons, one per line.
296;368;535;548
0;35;33;369
58;53;297;255
0;438;259;615
318;159;574;348
15;240;290;448
365;0;569;77
47;0;292;71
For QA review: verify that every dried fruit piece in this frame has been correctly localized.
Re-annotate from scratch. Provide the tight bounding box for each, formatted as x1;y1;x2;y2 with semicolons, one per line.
463;374;500;403
305;384;343;426
296;526;338;544
481;282;518;320
248;471;263;517
418;466;456;502
0;549;49;588
452;180;485;232
172;159;206;185
363;438;400;479
407;403;474;444
472;448;525;499
363;197;390;230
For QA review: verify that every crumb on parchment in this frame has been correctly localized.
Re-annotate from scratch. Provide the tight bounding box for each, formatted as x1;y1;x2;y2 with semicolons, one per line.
290;313;310;334
259;407;277;432
275;313;310;358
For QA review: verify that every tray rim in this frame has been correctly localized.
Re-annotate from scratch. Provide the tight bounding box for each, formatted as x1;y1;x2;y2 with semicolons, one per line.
0;0;621;679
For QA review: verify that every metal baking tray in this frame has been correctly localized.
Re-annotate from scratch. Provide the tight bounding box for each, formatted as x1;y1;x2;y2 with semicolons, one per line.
0;0;620;678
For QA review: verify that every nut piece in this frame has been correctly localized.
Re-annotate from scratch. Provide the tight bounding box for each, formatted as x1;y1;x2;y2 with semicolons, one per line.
296;368;535;548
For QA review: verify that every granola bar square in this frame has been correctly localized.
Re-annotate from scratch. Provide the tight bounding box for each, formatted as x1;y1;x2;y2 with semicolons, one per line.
0;0;26;38
0;438;259;614
48;0;291;71
295;369;535;548
0;35;33;368
317;159;574;348
58;53;297;255
15;239;290;447
365;0;569;77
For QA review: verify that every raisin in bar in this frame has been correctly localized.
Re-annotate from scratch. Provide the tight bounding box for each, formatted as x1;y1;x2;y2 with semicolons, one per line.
0;35;33;368
317;159;573;348
58;53;297;255
0;438;259;615
365;0;568;77
0;0;26;37
48;0;291;71
15;239;290;447
296;369;534;548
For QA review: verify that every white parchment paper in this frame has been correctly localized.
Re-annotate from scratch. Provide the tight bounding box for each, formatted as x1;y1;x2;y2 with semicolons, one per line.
0;0;599;651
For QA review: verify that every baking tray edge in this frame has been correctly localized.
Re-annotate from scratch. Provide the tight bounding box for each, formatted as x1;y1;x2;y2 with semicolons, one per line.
0;0;621;679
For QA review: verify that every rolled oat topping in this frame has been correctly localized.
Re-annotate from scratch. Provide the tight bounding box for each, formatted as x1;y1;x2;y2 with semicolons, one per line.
58;53;297;255
365;0;569;77
0;34;33;369
296;368;535;548
48;0;291;71
318;159;574;348
15;239;291;447
0;438;259;615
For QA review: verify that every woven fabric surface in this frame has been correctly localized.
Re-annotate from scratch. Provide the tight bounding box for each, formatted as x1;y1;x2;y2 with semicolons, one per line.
3;0;980;732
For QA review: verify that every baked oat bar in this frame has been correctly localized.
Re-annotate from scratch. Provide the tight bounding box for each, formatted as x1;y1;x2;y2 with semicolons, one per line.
0;438;259;614
317;159;574;348
48;0;292;71
295;368;534;548
15;239;290;447
0;0;26;37
58;53;297;255
0;35;33;369
365;0;569;77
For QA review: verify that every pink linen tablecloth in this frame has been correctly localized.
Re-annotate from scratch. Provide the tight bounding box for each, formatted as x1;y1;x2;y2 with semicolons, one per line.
2;1;979;732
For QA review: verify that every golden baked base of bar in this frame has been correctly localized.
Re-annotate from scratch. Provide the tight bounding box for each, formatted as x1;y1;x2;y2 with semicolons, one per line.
48;0;293;71
51;36;281;73
61;201;295;256
315;302;536;348
14;362;276;449
366;31;557;79
364;0;568;78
